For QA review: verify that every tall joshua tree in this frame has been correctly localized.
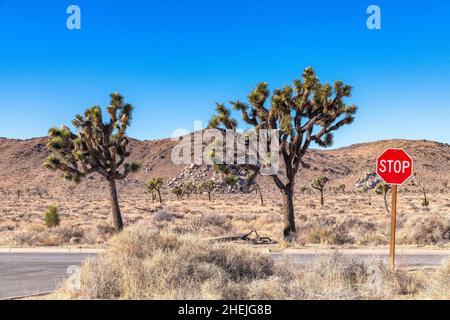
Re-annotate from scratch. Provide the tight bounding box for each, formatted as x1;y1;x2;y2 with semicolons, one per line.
209;67;357;241
44;93;140;231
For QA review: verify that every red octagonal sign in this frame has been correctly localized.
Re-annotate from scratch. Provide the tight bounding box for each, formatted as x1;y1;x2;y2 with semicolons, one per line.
376;149;414;185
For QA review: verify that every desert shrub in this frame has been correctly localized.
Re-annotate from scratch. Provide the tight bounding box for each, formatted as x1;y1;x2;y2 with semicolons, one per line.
45;205;60;228
57;227;450;300
175;213;233;236
71;227;273;299
1;225;86;247
249;253;370;300
153;209;174;222
399;215;450;245
299;217;353;245
377;263;423;296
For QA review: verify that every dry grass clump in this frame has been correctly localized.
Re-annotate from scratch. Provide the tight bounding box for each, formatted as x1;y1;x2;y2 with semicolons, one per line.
0;223;93;247
399;215;450;245
70;227;273;299
248;253;372;300
297;217;353;245
59;227;450;300
172;213;234;236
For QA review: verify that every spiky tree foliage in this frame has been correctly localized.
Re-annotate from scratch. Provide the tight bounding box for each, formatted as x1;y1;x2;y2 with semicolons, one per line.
199;179;216;202
181;181;196;198
45;205;60;228
224;174;237;187
311;176;330;206
375;182;391;214
209;67;357;240
337;184;346;194
44;93;140;231
147;178;164;204
172;186;183;199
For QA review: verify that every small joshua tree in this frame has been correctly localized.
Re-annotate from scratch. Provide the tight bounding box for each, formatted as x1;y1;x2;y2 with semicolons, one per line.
172;186;183;199
147;178;164;204
45;205;60;228
209;67;357;241
375;182;391;214
199;179;216;202
337;184;346;194
44;93;140;231
181;181;196;198
224;174;237;188
410;172;429;207
311;176;329;206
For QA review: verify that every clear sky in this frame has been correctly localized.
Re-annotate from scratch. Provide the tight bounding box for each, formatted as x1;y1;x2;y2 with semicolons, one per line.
0;0;449;148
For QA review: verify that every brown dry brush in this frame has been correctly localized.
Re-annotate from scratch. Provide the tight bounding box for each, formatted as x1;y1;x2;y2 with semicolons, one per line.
57;227;449;300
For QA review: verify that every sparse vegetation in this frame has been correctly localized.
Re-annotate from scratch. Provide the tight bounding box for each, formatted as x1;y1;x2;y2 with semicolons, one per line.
45;205;60;228
44;93;140;231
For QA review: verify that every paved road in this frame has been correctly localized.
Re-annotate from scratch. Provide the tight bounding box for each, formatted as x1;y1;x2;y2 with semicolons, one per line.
0;253;96;300
271;249;450;268
0;249;449;299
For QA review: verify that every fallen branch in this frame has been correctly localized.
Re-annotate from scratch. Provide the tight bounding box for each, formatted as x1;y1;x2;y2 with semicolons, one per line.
212;230;276;245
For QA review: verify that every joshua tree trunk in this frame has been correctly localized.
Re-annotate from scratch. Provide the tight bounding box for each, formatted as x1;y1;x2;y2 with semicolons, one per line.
108;179;123;231
320;190;324;206
256;184;265;206
157;190;162;204
208;192;212;202
282;186;296;240
383;192;390;214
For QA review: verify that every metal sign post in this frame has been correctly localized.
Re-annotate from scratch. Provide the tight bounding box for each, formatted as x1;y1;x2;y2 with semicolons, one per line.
389;185;398;271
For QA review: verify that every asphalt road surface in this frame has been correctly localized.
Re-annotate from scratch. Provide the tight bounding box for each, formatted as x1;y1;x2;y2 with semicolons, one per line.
270;250;450;268
0;252;97;300
0;249;449;299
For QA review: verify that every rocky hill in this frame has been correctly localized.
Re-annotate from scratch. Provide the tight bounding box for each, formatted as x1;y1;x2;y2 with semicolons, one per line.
0;135;449;197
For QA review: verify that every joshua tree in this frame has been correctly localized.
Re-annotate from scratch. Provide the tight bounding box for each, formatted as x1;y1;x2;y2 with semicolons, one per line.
251;181;265;206
181;181;196;198
147;178;164;204
172;186;183;199
375;182;391;214
199;179;216;202
224;174;237;188
209;67;357;241
410;172;429;207
337;184;346;194
311;176;329;206
44;93;140;231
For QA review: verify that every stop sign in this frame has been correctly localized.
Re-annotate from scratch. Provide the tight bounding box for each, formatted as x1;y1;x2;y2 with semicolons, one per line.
376;149;413;185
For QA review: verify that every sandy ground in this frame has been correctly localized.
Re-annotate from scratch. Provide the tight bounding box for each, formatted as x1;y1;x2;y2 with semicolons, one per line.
0;190;449;248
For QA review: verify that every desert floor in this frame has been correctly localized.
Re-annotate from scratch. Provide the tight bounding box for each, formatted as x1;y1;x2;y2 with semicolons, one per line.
0;190;449;249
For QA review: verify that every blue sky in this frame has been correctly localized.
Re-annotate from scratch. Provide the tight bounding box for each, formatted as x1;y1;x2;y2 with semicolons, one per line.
0;0;449;148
